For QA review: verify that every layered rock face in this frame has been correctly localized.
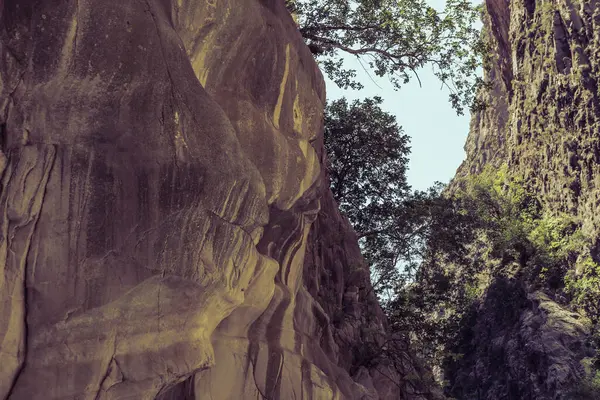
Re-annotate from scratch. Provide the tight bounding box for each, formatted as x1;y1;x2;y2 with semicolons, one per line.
449;0;600;398
459;0;600;237
0;0;436;399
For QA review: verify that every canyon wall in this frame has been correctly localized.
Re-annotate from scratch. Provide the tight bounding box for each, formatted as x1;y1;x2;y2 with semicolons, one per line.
0;0;437;398
448;0;600;398
460;0;600;235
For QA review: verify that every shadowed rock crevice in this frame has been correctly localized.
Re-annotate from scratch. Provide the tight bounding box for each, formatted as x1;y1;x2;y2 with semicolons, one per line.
553;11;572;74
154;375;196;400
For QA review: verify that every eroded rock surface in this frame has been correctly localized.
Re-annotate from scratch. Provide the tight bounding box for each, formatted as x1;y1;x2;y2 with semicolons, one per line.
458;0;600;236
449;0;600;398
0;0;435;398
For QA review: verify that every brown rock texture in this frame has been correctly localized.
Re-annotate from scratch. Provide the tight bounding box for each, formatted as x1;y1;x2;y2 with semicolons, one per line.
0;0;436;399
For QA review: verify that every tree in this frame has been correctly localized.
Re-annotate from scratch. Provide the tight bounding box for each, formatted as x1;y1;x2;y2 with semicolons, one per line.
324;96;410;233
287;0;486;114
324;97;475;299
324;97;410;291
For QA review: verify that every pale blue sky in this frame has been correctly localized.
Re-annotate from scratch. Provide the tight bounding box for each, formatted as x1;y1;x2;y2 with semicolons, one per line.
324;0;481;191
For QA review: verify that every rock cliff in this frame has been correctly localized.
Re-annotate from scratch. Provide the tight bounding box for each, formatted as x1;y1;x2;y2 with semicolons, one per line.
448;0;600;398
0;0;437;399
459;0;600;235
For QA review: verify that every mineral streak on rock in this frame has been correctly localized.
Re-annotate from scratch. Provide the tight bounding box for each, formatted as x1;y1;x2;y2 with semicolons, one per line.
0;0;433;399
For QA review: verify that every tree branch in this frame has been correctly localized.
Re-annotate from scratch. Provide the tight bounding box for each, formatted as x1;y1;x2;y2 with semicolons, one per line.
302;33;412;67
306;24;381;32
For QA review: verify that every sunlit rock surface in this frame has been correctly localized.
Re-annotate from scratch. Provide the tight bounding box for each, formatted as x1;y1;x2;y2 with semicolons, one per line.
0;0;437;398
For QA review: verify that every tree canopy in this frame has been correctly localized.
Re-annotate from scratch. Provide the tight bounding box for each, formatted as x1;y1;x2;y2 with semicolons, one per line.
324;96;410;235
323;100;600;386
287;0;486;114
324;97;473;298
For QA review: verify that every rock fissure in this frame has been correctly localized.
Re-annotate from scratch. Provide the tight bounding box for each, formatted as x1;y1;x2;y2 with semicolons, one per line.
93;335;119;400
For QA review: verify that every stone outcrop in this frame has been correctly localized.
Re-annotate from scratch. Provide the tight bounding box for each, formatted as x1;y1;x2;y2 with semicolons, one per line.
449;0;600;398
446;279;593;399
458;0;600;237
0;0;436;399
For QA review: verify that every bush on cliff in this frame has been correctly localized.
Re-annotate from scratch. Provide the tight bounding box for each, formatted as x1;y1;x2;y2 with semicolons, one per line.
381;164;598;383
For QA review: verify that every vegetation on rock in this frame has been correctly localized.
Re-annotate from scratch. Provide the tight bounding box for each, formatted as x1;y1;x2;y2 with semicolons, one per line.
317;0;600;397
324;97;600;393
391;166;599;391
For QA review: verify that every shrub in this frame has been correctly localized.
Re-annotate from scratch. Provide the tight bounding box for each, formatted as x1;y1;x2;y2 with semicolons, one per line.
565;256;600;324
566;370;600;399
